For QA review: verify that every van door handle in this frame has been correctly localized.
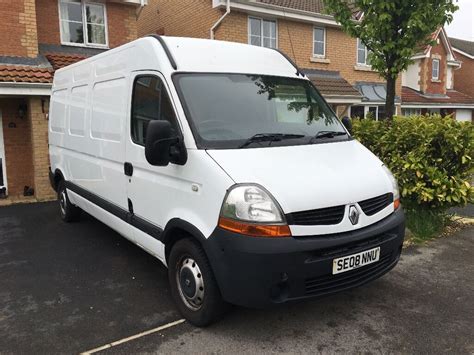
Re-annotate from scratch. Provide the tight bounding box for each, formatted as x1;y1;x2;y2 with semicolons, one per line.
124;162;134;177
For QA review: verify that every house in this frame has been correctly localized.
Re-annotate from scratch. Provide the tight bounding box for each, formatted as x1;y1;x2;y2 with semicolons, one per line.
0;0;144;202
450;37;474;109
401;28;474;122
137;0;402;120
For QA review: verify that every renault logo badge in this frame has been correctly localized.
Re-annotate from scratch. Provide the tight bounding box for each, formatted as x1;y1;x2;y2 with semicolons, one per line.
349;205;359;225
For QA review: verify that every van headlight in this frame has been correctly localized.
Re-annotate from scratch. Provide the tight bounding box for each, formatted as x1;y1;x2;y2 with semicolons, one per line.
218;185;291;237
382;165;401;209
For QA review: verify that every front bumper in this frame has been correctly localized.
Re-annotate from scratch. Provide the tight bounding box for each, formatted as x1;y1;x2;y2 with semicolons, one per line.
205;208;405;308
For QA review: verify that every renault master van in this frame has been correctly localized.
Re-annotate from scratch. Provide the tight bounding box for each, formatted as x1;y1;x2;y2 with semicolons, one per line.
49;36;405;326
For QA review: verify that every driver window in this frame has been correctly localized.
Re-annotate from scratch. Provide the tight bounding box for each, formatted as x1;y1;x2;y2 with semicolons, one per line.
131;75;179;146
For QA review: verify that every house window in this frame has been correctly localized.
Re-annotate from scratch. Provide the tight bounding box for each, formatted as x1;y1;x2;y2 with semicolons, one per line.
59;0;107;47
313;27;326;57
432;59;440;80
249;17;277;49
402;108;422;116
357;38;370;65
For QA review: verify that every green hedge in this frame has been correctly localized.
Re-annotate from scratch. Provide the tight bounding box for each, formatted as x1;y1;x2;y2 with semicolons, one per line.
352;115;474;210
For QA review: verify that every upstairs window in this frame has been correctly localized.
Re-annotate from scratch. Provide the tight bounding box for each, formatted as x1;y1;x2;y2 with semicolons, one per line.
432;59;440;80
313;27;326;57
249;17;277;49
357;38;370;65
59;0;107;47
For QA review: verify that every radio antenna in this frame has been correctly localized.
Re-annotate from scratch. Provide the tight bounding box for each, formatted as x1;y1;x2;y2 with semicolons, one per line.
283;8;298;68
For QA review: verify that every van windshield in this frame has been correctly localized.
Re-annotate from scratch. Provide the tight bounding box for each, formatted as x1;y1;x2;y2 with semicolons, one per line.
173;73;348;149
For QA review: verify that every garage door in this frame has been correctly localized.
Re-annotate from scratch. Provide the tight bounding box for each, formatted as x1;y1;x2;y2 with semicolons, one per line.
456;109;472;122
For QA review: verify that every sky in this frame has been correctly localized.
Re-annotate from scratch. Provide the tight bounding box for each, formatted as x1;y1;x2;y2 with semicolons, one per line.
446;0;474;41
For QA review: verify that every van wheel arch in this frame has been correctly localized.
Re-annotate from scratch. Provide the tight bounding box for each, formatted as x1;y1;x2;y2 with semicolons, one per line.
163;219;208;263
52;169;66;192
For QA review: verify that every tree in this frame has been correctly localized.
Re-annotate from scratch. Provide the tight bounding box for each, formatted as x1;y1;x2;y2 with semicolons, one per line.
323;0;458;119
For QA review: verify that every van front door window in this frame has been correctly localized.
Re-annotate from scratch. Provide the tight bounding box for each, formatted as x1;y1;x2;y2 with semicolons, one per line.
131;75;180;146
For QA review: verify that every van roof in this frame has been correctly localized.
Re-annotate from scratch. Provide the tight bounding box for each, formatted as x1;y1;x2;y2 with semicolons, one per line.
161;36;301;78
53;36;304;85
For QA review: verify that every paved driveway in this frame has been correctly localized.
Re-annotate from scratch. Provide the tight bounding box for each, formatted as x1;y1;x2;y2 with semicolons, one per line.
0;202;472;354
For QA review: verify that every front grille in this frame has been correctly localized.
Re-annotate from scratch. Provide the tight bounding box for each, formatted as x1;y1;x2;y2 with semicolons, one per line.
359;193;393;216
305;253;394;296
286;193;393;226
287;205;345;226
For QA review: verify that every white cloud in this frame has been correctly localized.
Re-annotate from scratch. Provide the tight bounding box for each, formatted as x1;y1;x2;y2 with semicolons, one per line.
446;0;474;41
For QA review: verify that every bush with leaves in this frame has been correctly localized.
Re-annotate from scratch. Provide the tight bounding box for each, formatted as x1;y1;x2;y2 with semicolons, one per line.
352;115;474;211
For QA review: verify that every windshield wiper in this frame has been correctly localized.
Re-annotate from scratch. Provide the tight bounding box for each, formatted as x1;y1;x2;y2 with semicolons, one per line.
310;131;347;143
239;133;305;148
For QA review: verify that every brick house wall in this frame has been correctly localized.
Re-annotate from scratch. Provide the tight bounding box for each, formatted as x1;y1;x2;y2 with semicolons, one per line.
420;41;448;95
138;0;222;38
0;0;39;57
138;1;401;96
453;51;474;98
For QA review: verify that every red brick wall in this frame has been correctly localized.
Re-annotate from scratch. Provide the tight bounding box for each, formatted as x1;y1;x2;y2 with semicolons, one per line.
36;0;138;48
453;51;474;98
0;0;38;57
421;41;448;95
0;99;34;198
138;0;222;38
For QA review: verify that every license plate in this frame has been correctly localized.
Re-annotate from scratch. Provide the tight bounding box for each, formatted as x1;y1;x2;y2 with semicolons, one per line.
332;247;380;275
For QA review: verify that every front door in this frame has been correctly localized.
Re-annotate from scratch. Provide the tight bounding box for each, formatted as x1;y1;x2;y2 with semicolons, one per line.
0;110;7;197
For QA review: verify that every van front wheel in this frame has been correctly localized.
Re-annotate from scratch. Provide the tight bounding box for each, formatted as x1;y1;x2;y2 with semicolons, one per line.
168;238;227;326
57;181;81;222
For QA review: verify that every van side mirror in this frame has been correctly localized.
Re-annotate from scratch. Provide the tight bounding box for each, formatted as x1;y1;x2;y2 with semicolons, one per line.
341;116;352;134
145;120;187;166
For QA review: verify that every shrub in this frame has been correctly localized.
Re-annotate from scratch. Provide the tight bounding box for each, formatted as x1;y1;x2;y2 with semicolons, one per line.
352;115;474;211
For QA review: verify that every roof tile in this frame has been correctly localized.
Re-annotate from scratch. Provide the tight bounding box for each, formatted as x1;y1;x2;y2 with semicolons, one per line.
255;0;326;14
303;69;362;97
450;37;474;57
402;86;474;105
44;53;87;71
0;65;53;84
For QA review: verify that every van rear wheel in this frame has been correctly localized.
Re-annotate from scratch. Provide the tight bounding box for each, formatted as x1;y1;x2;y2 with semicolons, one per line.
168;238;227;326
57;181;81;222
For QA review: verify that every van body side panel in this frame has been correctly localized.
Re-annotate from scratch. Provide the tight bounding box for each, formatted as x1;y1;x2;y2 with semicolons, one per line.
50;48;134;224
126;149;234;242
68;190;136;243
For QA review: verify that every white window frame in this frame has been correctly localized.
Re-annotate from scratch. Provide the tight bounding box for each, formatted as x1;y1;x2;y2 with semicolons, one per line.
432;59;440;80
58;0;109;49
248;16;278;49
357;38;370;66
402;108;422;116
313;27;326;58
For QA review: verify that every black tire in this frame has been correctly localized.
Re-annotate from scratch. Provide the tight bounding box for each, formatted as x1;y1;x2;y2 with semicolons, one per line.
57;181;81;222
168;238;227;326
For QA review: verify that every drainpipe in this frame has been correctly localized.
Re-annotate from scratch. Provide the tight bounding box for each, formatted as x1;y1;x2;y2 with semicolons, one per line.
210;0;230;40
136;0;146;19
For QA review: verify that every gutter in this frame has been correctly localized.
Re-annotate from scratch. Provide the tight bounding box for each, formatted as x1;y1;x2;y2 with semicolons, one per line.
0;82;52;96
210;0;230;40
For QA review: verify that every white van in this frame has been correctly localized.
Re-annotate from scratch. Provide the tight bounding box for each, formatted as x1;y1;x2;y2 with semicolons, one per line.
49;36;405;326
